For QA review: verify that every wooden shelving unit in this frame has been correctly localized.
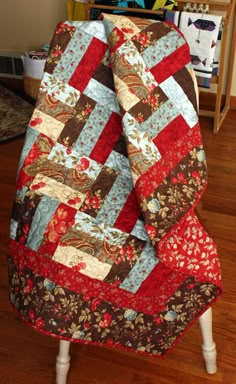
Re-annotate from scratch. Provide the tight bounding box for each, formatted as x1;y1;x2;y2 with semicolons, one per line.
177;0;236;133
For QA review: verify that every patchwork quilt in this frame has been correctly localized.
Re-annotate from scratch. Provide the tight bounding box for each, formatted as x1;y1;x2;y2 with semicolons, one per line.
8;14;222;358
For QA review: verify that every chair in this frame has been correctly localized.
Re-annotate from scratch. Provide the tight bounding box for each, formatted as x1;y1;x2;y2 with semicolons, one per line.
55;307;217;384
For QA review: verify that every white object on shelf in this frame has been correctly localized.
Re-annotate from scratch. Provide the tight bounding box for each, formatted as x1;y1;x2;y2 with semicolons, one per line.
21;56;46;79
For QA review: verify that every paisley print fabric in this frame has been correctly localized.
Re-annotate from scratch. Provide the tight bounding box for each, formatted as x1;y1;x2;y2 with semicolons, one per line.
7;16;222;358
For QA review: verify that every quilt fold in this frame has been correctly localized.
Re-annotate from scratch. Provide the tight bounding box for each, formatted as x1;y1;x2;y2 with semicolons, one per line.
7;14;222;358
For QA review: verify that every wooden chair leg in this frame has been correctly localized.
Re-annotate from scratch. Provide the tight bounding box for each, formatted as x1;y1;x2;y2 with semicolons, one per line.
199;307;217;374
56;340;71;384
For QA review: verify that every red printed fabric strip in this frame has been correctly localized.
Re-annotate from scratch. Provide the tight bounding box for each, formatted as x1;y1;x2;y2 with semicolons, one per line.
150;43;190;84
158;208;223;288
69;37;108;92
89;112;122;164
17;133;54;189
153;114;191;156
8;238;186;315
108;27;127;54
44;22;77;74
114;189;141;233
136;260;185;297
135;123;202;200
38;203;77;257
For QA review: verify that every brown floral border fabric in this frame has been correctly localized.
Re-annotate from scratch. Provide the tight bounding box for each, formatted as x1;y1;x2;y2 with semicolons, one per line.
8;256;220;357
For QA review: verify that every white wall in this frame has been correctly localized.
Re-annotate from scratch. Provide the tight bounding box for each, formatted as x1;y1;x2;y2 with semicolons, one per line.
0;0;67;52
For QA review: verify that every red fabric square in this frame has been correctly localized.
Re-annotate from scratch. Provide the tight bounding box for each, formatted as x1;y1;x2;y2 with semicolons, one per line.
69;37;108;92
108;27;127;54
136;123;202;199
114;188;140;233
89;112;122;164
38;203;76;257
150;43;190;84
153;114;190;155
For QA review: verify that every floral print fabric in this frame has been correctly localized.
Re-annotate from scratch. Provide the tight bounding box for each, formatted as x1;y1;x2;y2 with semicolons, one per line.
8;15;222;358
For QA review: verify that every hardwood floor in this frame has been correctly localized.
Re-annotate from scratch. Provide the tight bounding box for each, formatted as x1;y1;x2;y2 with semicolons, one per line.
0;112;236;384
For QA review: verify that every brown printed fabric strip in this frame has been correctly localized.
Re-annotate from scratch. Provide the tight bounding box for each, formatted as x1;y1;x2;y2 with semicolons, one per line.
125;17;153;30
113;134;129;158
66;168;94;194
36;91;74;124
79;166;118;218
111;50;150;101
45;25;76;74
60;228;122;266
141;147;208;241
7;257;220;357
92;63;115;91
89;166;119;198
11;201;22;222
104;234;146;283
104;259;133;284
14;195;42;245
58;117;86;147
128;86;168;121
25;159;66;185
131;22;171;53
173;67;199;114
58;94;97;147
61;227;104;254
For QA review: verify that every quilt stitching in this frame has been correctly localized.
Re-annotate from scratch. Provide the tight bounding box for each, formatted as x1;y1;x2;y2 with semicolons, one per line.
8;15;222;358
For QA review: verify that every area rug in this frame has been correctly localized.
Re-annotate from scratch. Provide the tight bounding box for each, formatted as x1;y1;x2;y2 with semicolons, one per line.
0;84;34;143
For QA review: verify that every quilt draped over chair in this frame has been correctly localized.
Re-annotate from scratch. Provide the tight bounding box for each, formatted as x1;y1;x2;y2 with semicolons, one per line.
8;14;222;358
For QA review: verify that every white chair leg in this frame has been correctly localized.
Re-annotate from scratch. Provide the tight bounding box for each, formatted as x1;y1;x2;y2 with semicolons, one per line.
56;340;71;384
199;307;217;374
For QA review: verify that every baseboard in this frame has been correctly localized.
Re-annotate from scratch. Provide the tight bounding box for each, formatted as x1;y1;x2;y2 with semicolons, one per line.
0;76;24;92
199;91;236;111
230;96;236;110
